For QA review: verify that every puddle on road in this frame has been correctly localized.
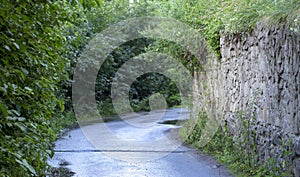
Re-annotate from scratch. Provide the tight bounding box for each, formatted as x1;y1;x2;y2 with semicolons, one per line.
158;119;187;125
158;120;178;125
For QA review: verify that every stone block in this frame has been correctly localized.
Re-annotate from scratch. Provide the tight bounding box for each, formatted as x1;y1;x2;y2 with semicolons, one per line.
293;158;300;177
294;140;300;156
272;132;282;146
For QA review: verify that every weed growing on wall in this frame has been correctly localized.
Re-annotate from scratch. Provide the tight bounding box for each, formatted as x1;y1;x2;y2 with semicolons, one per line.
181;111;294;176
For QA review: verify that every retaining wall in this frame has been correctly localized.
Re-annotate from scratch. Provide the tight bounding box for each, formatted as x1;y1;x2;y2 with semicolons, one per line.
193;25;300;175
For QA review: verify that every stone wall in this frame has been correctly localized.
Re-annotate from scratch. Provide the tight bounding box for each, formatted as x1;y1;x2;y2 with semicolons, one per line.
193;24;300;175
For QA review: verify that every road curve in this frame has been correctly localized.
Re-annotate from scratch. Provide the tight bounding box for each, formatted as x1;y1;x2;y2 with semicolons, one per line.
48;108;233;177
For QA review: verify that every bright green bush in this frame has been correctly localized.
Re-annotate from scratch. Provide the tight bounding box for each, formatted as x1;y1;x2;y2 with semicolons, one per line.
0;1;83;176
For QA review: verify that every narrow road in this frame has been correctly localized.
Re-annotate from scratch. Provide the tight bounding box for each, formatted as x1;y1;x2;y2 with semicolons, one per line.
48;108;233;177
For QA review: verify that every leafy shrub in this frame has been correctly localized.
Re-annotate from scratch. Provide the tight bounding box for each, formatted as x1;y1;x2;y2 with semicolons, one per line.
0;1;82;176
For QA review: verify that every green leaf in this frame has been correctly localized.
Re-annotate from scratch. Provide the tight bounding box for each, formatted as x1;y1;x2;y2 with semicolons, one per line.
16;123;27;132
24;87;33;94
13;42;20;50
16;159;37;175
21;67;29;75
10;109;21;116
0;102;8;116
57;99;65;112
4;45;11;51
17;117;26;122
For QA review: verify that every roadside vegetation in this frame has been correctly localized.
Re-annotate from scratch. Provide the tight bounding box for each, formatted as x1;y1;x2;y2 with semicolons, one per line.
181;111;293;177
1;0;299;176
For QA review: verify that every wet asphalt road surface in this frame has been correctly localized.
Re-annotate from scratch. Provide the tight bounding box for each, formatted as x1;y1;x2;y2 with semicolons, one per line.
48;108;233;177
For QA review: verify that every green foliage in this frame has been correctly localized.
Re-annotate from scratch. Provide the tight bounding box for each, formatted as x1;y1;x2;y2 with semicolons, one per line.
95;38;152;115
146;39;200;73
0;0;84;176
50;111;77;137
181;111;208;146
77;0;102;10
138;0;300;56
129;73;180;112
98;99;117;117
95;38;182;116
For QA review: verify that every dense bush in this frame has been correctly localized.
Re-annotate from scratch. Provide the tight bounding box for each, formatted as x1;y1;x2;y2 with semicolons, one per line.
0;1;87;176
